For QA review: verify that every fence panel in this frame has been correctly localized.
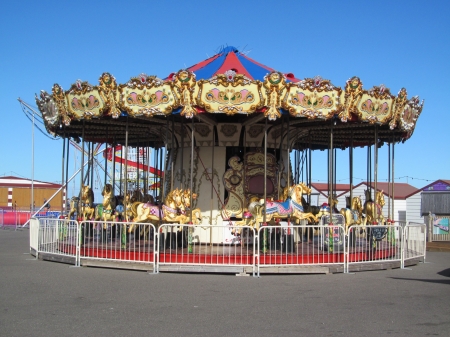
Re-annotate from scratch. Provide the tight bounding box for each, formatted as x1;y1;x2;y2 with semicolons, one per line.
403;222;426;267
257;224;346;276
158;224;256;275
37;218;78;265
79;220;156;272
346;224;402;272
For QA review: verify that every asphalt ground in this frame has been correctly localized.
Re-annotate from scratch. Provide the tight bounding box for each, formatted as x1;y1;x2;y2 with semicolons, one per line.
1;228;449;337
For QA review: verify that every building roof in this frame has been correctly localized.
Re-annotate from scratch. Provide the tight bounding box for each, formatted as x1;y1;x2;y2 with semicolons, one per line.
310;181;419;200
0;176;62;189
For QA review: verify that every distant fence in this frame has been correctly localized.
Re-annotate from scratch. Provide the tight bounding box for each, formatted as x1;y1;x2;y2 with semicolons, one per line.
29;218;426;276
1;209;60;227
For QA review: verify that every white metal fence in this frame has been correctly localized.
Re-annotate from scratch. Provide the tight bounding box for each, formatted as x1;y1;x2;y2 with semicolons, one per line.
402;222;426;268
256;224;346;276
158;224;256;275
29;218;427;276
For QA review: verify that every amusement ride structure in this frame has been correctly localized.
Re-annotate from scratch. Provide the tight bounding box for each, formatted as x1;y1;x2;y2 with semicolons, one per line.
31;46;425;273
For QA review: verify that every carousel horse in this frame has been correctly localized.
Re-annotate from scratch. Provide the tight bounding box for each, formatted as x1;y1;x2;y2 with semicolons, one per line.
68;196;79;219
180;189;202;224
80;185;95;220
233;196;260;235
248;183;318;227
114;195;125;221
339;196;363;233
340;196;364;246
363;190;385;226
95;184;117;223
128;188;188;234
316;195;339;220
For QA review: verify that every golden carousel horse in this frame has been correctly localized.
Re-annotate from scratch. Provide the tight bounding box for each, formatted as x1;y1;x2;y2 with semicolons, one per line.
248;183;318;229
80;185;95;220
363;190;385;226
339;196;363;233
68;196;79;219
180;189;202;224
128;188;202;234
95;184;117;224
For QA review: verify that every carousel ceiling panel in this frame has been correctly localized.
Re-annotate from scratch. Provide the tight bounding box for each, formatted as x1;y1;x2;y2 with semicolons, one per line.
356;85;395;124
119;74;178;117
283;76;343;120
217;123;241;147
196;73;264;115
66;80;106;121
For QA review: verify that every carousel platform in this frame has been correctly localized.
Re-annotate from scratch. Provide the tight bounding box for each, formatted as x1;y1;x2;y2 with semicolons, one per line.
56;235;399;267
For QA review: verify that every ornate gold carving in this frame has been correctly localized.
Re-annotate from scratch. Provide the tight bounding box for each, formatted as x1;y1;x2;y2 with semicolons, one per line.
66;80;104;120
399;96;423;135
340;76;363;122
358;85;394;124
262;71;287;121
36;90;59;128
389;87;408;129
172;70;197;118
283;76;342;120
197;72;263;115
51;84;71;125
98;72;121;118
119;73;177;117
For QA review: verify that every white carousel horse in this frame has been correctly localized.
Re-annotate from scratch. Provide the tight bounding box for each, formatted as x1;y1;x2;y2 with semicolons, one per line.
248;183;318;229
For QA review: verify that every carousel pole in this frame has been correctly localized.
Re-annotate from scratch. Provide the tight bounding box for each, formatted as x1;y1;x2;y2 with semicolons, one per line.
387;142;391;221
349;132;354;203
327;119;335;252
262;117;268;253
180;117;185;187
136;145;140;196
308;135;312;205
210;126;215;246
286;114;290;190
278;116;284;200
65;133;70;214
171;117;175;191
391;135;395;225
79;121;85;244
90;142;94;188
61;134;66;215
188;117;195;253
122;118;129;248
374;126;378;217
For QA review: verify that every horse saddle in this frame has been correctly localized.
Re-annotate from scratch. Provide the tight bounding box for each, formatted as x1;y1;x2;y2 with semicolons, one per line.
265;200;292;215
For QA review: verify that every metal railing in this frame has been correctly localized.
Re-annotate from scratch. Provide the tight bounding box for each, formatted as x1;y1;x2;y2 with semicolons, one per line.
78;220;157;272
29;218;427;276
34;218;78;264
402;222;426;268
257;224;346;276
158;224;256;275
346;224;403;272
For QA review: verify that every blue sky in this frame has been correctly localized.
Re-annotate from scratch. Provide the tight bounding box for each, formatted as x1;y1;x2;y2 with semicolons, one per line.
1;0;449;195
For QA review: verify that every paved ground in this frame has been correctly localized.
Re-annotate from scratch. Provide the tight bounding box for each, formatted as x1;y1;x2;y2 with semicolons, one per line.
1;228;449;337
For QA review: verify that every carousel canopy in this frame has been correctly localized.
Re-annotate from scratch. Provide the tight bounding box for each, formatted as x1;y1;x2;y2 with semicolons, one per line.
35;46;424;150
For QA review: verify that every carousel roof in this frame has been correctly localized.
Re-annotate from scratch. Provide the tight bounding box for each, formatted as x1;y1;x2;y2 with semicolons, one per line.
35;46;424;151
167;46;300;82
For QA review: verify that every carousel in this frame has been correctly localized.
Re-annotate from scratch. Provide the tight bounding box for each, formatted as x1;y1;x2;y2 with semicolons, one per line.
34;46;424;273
